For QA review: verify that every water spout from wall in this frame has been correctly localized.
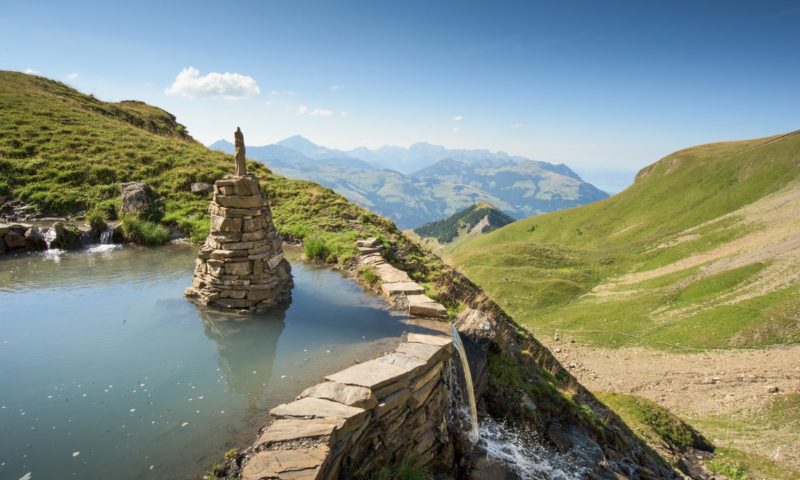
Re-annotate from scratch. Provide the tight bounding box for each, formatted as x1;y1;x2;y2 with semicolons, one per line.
451;323;480;442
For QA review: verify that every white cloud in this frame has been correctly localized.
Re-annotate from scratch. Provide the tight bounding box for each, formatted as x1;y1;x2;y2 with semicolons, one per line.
452;126;461;133
309;108;334;117
270;89;298;97
164;66;260;99
264;100;272;107
511;123;524;129
297;105;337;117
330;85;342;91
66;72;79;80
453;114;463;122
340;111;348;117
23;68;38;75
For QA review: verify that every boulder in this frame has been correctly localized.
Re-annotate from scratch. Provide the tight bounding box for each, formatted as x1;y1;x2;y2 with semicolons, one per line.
190;182;213;194
24;227;47;250
45;221;67;248
120;181;155;216
3;231;27;249
0;236;6;254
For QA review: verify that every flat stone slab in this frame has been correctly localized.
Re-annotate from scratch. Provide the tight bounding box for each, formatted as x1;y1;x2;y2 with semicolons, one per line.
375;388;410;417
396;342;447;364
356;237;381;248
326;355;422;390
407;295;447;318
357;246;383;254
381;281;425;296
406;332;452;347
270;397;365;422
402;317;451;334
241;445;328;480
375;263;411;283
257;418;344;446
360;254;385;266
298;382;378;409
376;352;428;378
411;362;445;392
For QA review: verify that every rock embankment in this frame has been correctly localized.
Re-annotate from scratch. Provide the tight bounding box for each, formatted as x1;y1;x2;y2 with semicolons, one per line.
358;237;448;318
232;331;454;480
0;221;84;253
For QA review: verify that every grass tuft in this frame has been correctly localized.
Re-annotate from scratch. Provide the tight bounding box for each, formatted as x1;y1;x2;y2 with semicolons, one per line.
119;215;170;245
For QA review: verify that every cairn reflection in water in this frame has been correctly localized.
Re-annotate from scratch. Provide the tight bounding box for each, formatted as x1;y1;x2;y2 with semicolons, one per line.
200;306;287;403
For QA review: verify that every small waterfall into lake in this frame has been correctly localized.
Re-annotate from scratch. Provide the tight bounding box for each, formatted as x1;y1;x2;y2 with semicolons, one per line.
99;226;113;244
451;323;480;442
44;227;58;249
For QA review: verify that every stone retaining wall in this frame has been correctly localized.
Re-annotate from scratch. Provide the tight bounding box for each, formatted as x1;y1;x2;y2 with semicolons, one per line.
233;331;454;480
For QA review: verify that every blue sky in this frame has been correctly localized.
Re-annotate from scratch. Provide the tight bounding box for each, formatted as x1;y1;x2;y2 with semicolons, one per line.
2;0;799;192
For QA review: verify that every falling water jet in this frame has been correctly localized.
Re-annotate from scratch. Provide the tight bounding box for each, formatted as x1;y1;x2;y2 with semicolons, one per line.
451;323;479;442
99;226;113;244
44;227;57;249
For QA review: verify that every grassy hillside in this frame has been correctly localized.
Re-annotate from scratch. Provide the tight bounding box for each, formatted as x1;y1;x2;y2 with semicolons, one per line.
452;130;800;349
0;71;400;256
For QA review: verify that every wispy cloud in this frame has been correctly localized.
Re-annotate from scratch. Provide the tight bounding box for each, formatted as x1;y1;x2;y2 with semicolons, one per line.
270;89;298;97
264;100;272;107
23;68;38;75
66;72;79;80
164;66;260;99
297;105;339;118
453;114;464;122
452;126;461;133
511;123;524;129
329;85;343;91
309;108;334;117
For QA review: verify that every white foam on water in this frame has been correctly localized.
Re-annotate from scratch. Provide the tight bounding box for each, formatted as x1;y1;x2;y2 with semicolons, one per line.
42;249;66;262
479;417;587;480
19;473;32;480
85;244;121;254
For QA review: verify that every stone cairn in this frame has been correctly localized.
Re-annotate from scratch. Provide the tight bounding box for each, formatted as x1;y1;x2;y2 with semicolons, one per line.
185;127;292;313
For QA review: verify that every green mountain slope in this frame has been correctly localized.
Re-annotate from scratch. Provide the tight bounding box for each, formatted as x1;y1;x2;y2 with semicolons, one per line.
451;130;800;349
413;201;515;244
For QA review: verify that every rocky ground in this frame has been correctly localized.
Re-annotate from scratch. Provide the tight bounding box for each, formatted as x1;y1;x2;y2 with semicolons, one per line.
545;339;800;471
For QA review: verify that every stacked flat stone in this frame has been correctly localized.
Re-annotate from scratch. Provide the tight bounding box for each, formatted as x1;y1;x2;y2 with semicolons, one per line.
358;238;447;318
234;330;455;480
185;174;292;312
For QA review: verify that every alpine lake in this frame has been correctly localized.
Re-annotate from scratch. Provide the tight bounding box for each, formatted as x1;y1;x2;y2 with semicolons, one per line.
0;243;426;480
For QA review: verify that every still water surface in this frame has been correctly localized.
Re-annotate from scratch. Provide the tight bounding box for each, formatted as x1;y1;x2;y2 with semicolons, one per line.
0;245;417;479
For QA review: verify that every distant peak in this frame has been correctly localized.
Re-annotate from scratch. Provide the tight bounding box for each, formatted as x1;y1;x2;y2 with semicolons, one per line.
474;200;496;210
277;134;317;146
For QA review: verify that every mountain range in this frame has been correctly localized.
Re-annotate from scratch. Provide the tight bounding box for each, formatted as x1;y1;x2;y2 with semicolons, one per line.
210;136;608;228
